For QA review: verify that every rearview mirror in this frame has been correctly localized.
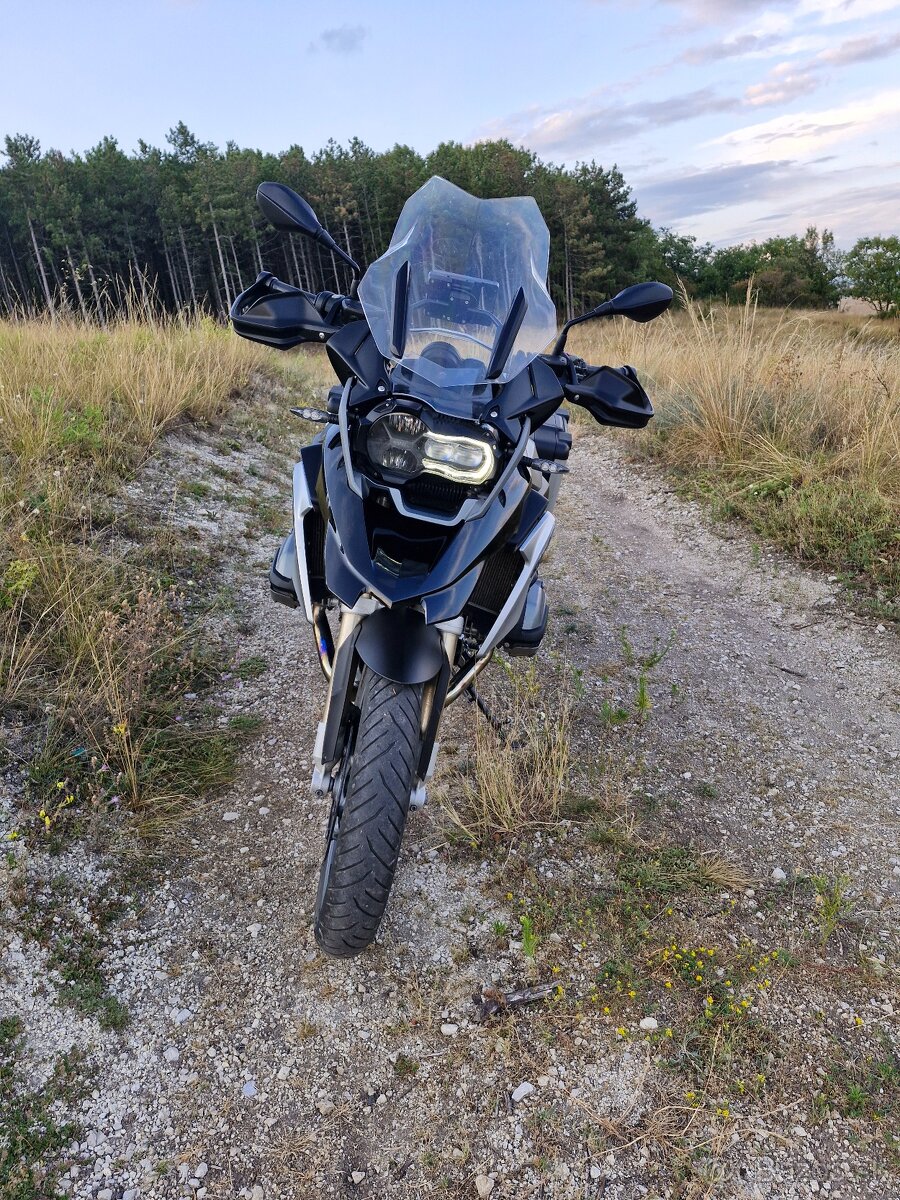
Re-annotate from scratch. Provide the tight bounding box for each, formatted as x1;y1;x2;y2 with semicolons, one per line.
256;181;360;279
606;281;673;324
551;279;673;354
257;181;324;238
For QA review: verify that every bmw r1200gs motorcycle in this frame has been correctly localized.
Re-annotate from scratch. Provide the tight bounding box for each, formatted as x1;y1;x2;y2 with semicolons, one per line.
231;176;672;957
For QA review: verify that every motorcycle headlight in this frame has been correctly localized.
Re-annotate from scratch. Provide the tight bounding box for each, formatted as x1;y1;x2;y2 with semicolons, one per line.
366;413;496;485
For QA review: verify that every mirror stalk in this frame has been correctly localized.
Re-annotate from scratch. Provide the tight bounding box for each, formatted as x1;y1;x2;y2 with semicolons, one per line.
552;282;673;355
320;232;361;279
552;302;612;356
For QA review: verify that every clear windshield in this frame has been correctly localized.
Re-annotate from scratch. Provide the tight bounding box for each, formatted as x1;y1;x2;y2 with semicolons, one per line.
358;177;557;402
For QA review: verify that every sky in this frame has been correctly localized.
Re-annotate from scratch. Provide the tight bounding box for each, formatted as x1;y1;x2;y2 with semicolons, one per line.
1;0;899;246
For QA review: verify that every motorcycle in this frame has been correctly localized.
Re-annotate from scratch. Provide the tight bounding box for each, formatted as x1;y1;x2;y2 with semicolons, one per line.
230;175;672;957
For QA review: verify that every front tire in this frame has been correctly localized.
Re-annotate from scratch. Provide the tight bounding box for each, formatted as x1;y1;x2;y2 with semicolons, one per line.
314;667;424;957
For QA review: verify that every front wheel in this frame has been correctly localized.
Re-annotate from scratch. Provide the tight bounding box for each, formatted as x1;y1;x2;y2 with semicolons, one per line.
314;667;424;957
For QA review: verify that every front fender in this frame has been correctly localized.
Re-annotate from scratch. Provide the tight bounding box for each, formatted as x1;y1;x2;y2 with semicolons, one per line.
355;607;445;685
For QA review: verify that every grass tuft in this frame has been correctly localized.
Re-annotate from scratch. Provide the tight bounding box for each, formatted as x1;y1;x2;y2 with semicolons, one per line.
442;658;572;842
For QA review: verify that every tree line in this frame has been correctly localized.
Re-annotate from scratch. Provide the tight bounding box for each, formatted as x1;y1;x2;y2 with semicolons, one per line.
1;124;897;322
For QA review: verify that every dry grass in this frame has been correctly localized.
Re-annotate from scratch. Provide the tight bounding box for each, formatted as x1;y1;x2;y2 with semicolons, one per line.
442;659;572;843
572;295;900;605
0;312;267;837
0;312;263;490
601;298;899;492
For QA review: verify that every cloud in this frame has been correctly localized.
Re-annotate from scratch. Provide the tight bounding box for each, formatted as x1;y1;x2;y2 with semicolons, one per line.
680;32;783;64
817;29;900;64
798;0;900;26
741;178;900;240
658;0;900;21
634;156;900;242
308;24;369;55
483;88;741;156
745;64;820;106
741;30;900;108
484;13;900;168
660;0;782;16
711;88;900;160
635;160;792;220
680;21;900;73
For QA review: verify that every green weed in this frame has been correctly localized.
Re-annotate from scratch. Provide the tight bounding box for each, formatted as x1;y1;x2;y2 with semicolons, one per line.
393;1054;420;1079
520;914;539;961
236;655;268;680
635;671;652;719
809;872;852;946
599;700;629;726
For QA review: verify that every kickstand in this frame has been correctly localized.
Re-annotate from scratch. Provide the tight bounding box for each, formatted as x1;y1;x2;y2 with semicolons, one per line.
465;685;517;746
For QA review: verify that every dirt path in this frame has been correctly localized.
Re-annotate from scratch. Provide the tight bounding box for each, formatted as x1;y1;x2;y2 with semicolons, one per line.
548;434;899;908
2;416;897;1200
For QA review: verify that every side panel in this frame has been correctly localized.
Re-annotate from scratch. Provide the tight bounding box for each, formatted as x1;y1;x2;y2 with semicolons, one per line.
291;441;325;622
476;512;555;655
325;321;389;390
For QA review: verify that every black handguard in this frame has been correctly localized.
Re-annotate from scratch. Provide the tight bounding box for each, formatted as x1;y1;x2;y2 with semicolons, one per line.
563;362;654;429
230;272;344;349
263;273;304;296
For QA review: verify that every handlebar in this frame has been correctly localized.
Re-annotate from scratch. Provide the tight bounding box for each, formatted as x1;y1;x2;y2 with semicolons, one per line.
249;271;363;325
239;273;633;402
539;351;592;384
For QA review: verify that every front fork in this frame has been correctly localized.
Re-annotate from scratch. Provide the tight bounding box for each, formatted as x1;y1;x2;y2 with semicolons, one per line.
310;600;462;809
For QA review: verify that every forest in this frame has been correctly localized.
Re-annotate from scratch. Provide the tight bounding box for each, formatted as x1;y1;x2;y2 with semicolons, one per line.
0;124;888;322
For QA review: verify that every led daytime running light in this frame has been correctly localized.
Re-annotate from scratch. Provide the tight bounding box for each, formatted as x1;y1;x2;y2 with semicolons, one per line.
421;430;494;484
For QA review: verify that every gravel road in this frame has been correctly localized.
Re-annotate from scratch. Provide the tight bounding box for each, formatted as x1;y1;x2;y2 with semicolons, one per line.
2;414;897;1200
550;436;899;906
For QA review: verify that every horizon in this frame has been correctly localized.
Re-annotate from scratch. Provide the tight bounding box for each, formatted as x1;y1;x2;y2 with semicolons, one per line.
3;1;899;248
